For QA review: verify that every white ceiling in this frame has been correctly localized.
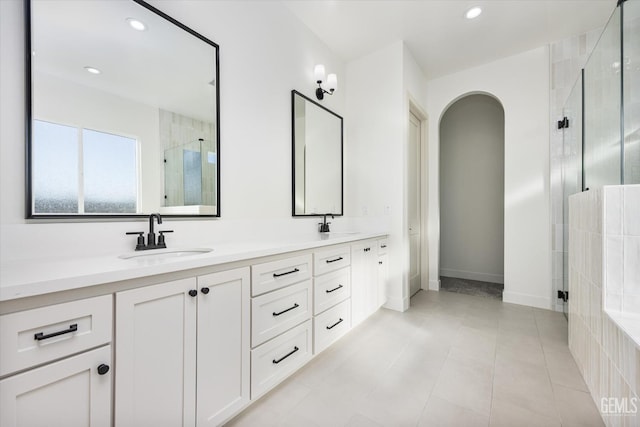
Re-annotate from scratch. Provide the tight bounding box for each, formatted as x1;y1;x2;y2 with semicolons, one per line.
282;0;617;79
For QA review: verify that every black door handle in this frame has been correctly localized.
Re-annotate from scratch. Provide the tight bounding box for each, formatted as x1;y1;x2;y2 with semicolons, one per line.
325;284;343;293
273;268;300;278
326;318;344;330
272;346;299;364
34;324;78;341
273;303;299;316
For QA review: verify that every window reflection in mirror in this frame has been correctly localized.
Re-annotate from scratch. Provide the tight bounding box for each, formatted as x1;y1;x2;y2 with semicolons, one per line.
27;0;220;218
291;90;343;216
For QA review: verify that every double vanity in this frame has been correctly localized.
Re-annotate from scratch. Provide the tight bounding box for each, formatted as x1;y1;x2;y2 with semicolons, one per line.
0;231;388;426
4;0;367;424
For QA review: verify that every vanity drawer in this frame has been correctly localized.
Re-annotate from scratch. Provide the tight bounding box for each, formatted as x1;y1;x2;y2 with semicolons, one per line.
314;267;350;315
251;254;312;296
251;280;312;347
250;320;312;399
314;245;351;276
313;299;351;355
378;238;388;255
0;295;112;377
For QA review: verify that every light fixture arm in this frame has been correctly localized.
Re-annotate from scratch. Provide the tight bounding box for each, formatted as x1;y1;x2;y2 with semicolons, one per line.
315;84;335;100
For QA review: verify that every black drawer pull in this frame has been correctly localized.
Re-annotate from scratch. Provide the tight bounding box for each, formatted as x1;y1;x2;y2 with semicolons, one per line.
326;257;343;264
381;245;387;249
34;323;78;341
273;268;299;278
326;318;344;330
364;247;371;252
326;284;343;293
273;346;299;364
273;303;299;316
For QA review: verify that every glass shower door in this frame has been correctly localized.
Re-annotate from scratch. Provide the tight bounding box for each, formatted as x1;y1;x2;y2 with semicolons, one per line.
584;6;622;189
624;0;640;184
562;75;584;317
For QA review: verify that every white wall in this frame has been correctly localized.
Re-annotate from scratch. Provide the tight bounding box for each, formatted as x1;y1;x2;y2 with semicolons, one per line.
0;0;348;261
439;94;505;284
345;41;427;311
426;47;552;309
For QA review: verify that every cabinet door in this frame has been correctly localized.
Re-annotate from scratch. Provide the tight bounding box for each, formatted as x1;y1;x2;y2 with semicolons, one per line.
0;345;111;427
378;253;389;307
351;240;377;326
116;278;197;427
197;268;250;426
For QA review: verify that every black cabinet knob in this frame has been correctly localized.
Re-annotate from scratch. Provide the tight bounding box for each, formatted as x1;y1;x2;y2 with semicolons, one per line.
97;364;110;375
188;290;198;297
201;287;210;294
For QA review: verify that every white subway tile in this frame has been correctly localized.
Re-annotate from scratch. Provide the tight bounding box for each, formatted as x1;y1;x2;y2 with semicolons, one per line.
607;236;624;295
624;186;640;236
605;186;623;236
624;237;640;297
606;292;623;312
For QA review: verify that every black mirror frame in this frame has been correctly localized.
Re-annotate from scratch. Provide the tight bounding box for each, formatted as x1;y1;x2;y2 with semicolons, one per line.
24;0;221;219
291;90;344;217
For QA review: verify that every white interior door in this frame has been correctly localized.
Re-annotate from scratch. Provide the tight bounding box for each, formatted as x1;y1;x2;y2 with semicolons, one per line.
409;112;421;297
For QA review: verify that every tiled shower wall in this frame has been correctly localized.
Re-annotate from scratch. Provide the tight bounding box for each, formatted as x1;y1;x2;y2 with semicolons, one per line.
568;187;640;426
159;109;216;207
551;29;602;311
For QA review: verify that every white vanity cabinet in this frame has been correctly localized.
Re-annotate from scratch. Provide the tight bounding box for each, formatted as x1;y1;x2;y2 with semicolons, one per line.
312;244;352;354
250;255;313;399
0;295;113;427
351;238;387;326
115;268;250;427
377;238;389;307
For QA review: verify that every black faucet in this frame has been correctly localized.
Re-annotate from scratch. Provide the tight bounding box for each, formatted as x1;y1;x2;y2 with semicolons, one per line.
318;213;334;233
126;213;173;251
147;213;162;247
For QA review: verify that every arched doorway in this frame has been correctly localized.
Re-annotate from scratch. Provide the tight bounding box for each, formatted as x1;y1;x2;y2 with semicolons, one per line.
438;94;505;299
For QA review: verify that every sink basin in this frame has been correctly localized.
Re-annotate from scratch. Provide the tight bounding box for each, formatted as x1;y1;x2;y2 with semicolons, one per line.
325;231;360;236
119;248;213;260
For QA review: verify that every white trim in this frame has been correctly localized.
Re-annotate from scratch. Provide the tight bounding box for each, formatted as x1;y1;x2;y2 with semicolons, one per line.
503;291;552;310
428;279;440;291
384;295;409;312
440;268;504;284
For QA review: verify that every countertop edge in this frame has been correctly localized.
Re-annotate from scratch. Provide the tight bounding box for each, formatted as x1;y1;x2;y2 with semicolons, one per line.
1;232;388;302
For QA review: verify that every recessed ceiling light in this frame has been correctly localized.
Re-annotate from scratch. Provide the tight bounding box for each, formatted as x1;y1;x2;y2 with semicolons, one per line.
126;17;146;31
465;7;482;20
84;66;101;75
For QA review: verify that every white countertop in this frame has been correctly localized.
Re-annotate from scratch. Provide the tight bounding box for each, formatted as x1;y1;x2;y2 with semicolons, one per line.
0;232;386;302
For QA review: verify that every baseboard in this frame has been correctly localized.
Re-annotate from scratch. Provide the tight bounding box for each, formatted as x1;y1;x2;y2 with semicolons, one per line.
440;268;504;284
428;279;440;291
503;291;552;310
384;295;409;312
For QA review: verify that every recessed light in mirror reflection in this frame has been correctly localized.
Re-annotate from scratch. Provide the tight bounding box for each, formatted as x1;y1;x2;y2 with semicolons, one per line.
465;7;482;19
126;17;146;31
84;66;101;74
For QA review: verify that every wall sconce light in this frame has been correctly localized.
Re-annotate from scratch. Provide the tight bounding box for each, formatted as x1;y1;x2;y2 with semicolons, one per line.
314;64;337;100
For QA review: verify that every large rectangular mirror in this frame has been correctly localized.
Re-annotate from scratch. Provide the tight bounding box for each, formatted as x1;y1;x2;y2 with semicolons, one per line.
26;0;220;218
292;90;343;216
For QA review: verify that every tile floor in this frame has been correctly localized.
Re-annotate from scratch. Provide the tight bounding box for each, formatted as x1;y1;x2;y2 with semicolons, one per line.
226;290;605;427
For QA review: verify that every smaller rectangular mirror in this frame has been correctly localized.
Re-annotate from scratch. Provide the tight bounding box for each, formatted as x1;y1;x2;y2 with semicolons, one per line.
292;90;343;216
